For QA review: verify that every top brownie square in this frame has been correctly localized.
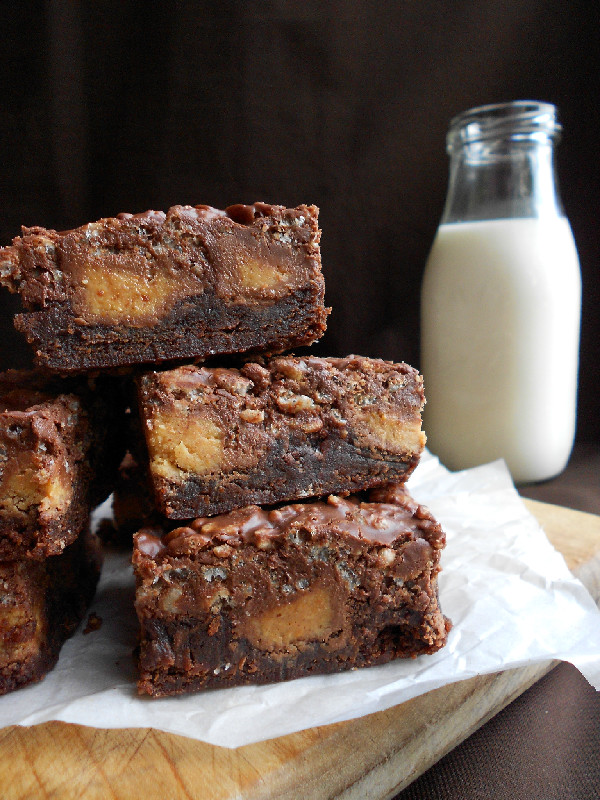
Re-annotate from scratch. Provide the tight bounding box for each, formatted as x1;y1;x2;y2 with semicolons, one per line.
0;202;328;372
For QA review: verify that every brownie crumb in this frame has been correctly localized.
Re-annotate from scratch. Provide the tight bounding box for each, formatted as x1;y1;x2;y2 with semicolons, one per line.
83;612;103;634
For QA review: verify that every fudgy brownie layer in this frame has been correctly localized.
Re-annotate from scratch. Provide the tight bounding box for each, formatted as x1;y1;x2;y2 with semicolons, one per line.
0;526;102;695
0;370;125;559
136;355;426;519
133;484;450;697
0;202;328;372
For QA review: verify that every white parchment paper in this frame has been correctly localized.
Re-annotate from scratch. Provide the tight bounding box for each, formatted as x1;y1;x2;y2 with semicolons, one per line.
1;452;599;748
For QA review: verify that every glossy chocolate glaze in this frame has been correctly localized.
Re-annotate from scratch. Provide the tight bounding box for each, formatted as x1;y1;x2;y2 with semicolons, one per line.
136;484;444;559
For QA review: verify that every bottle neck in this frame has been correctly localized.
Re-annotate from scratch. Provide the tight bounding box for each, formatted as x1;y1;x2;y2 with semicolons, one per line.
441;137;564;224
440;102;564;225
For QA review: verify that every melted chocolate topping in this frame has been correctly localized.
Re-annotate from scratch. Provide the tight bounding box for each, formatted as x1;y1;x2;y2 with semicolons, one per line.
136;486;443;559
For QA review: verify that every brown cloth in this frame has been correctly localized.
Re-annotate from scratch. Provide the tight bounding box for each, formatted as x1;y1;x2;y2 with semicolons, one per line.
396;663;600;800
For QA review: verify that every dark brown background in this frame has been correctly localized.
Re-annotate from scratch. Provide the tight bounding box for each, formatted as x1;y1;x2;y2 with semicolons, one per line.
1;1;598;444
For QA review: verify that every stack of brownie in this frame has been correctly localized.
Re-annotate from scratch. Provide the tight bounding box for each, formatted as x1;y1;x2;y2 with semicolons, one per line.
0;202;450;698
0;372;120;694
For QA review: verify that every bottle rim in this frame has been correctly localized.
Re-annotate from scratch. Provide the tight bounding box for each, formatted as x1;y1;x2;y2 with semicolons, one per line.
447;101;561;151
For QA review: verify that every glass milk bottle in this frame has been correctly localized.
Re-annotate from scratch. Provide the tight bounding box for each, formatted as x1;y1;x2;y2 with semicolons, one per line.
420;101;581;484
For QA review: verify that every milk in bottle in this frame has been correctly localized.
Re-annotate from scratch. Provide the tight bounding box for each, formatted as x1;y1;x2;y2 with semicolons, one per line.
420;102;581;484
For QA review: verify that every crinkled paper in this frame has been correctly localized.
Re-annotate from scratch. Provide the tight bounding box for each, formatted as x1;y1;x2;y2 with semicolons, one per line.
1;453;599;748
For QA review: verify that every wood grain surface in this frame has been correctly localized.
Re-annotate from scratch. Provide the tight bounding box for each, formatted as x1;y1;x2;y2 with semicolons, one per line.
1;500;599;800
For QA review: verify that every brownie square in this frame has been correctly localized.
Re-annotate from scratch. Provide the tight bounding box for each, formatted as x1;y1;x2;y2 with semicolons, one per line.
0;202;328;372
0;370;124;559
136;355;426;519
0;525;102;695
133;484;450;697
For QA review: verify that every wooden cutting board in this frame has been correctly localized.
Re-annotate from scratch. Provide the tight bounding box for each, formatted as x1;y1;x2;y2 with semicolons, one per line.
1;500;599;800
